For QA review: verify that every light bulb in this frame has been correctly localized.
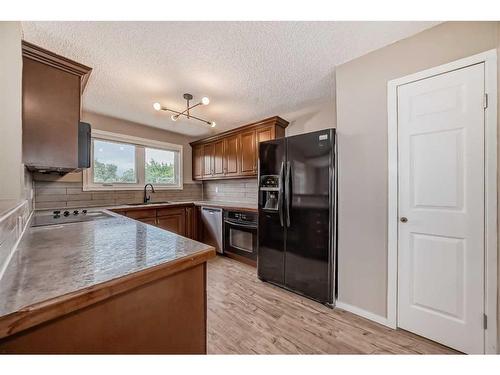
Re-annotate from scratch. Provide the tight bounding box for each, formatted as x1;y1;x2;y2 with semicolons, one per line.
210;121;216;128
171;115;178;122
153;102;162;111
201;97;210;105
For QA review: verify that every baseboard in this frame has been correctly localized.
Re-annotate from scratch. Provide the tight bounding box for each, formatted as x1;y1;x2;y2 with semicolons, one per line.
335;300;394;328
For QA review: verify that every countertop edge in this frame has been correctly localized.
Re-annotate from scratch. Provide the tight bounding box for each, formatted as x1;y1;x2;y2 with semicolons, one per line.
0;246;215;340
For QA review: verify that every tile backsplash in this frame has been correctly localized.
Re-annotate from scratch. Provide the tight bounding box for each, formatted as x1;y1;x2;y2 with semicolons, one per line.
202;178;257;203
0;201;31;278
34;181;203;210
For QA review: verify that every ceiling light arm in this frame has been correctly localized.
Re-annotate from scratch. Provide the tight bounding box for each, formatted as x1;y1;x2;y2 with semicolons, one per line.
153;93;215;127
176;101;202;119
159;107;212;126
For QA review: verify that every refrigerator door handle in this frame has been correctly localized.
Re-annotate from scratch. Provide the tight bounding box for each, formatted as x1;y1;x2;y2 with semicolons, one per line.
278;161;285;227
285;161;291;227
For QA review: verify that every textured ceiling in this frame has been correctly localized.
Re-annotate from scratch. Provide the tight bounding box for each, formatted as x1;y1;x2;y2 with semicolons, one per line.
21;21;440;137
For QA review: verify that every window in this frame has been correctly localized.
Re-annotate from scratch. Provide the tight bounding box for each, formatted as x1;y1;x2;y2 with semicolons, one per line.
93;140;137;184
83;130;183;191
145;147;178;185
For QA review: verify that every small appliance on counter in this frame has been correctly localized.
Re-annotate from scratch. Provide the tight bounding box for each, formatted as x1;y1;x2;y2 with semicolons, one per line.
223;210;258;265
258;128;337;306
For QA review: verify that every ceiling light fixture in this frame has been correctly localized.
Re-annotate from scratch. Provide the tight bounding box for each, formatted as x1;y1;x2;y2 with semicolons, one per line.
153;93;215;127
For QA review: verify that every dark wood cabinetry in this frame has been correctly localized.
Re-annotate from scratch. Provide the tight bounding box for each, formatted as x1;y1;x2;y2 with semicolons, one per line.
223;134;239;177
190;116;288;181
157;207;186;235
21;41;92;172
192;145;204;179
111;204;195;239
213;140;225;177
239;129;257;175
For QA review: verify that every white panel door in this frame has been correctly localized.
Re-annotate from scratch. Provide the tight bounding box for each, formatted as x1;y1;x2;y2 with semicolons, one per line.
397;63;485;354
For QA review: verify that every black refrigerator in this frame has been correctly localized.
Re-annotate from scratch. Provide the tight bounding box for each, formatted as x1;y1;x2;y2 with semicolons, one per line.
257;129;337;306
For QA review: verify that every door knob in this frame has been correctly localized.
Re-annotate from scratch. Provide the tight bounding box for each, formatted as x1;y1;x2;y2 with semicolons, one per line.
400;217;408;223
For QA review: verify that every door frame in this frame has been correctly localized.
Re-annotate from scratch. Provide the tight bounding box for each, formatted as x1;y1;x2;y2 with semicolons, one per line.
387;49;498;354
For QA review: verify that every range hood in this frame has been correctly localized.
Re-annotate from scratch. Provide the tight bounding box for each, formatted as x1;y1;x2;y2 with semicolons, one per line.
25;122;91;174
22;41;92;174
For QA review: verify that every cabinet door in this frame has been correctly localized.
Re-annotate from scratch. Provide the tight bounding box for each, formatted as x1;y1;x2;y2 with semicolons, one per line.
213;140;224;177
192;145;204;180
157;208;186;236
223;135;239;177
203;143;215;178
140;218;157;226
185;206;194;239
126;209;156;220
22;58;81;169
239;130;256;175
256;125;274;144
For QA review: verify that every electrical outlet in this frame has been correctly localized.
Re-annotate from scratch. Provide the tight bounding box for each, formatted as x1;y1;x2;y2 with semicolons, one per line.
215;186;219;193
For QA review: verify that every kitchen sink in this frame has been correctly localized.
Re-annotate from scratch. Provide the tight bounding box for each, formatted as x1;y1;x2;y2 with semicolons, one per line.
125;201;171;206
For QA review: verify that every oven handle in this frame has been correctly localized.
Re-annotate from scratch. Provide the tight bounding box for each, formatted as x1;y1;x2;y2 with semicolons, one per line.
224;220;257;230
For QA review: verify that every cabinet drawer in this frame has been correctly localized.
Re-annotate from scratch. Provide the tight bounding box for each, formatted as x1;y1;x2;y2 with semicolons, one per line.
157;207;186;217
126;209;156;219
140;218;157;226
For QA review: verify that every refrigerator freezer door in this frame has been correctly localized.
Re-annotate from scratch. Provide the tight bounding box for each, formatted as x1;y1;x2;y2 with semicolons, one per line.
258;138;286;284
284;129;334;303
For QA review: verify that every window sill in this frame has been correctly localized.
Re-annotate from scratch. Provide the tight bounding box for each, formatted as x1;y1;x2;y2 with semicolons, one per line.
82;185;184;192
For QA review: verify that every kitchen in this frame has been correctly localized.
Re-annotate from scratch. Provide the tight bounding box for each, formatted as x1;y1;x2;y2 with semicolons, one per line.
1;6;500;370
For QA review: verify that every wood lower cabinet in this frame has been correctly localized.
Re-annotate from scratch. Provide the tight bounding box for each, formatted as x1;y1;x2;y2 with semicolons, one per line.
0;262;210;354
157;208;186;236
190;116;289;181
112;205;194;238
140;218;157;226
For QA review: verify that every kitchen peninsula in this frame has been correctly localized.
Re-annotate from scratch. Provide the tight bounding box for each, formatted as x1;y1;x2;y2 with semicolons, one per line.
0;210;215;354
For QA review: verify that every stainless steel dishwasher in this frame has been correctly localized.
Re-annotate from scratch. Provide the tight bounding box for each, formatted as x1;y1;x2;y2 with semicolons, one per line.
200;207;223;254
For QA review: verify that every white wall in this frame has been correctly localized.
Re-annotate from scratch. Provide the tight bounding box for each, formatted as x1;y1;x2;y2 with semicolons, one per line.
335;21;499;335
0;21;25;215
285;101;336;136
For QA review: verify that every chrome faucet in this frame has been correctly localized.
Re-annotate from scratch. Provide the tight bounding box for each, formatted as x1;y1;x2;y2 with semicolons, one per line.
143;183;156;204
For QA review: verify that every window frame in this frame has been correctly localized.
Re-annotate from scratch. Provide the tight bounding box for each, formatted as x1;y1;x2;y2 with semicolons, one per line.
83;129;183;191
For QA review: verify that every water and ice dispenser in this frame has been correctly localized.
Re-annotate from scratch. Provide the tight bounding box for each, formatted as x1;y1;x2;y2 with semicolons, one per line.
259;175;280;211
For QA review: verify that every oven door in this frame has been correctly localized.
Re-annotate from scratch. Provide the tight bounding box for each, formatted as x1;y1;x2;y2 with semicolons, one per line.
224;220;257;261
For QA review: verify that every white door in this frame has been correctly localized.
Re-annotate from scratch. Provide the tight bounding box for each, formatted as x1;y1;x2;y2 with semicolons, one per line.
397;63;485;354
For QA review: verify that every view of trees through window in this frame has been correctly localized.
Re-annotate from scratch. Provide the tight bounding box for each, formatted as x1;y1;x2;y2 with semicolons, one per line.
93;140;136;183
92;139;178;185
145;147;176;184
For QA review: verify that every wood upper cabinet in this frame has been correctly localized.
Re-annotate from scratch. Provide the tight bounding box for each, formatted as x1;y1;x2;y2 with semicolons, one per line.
256;125;274;144
223;134;239;177
213;140;224;177
202;143;215;178
239;130;256;175
192;145;204;179
190;116;288;181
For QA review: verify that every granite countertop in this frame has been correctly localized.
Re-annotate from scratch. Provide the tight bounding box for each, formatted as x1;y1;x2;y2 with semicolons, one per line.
107;200;258;212
193;201;257;211
0;210;214;338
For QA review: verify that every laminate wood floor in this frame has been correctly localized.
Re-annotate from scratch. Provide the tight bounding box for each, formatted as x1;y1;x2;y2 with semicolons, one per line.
206;256;459;354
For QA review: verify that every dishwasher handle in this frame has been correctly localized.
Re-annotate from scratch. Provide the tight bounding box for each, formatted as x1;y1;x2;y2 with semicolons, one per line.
202;207;222;214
